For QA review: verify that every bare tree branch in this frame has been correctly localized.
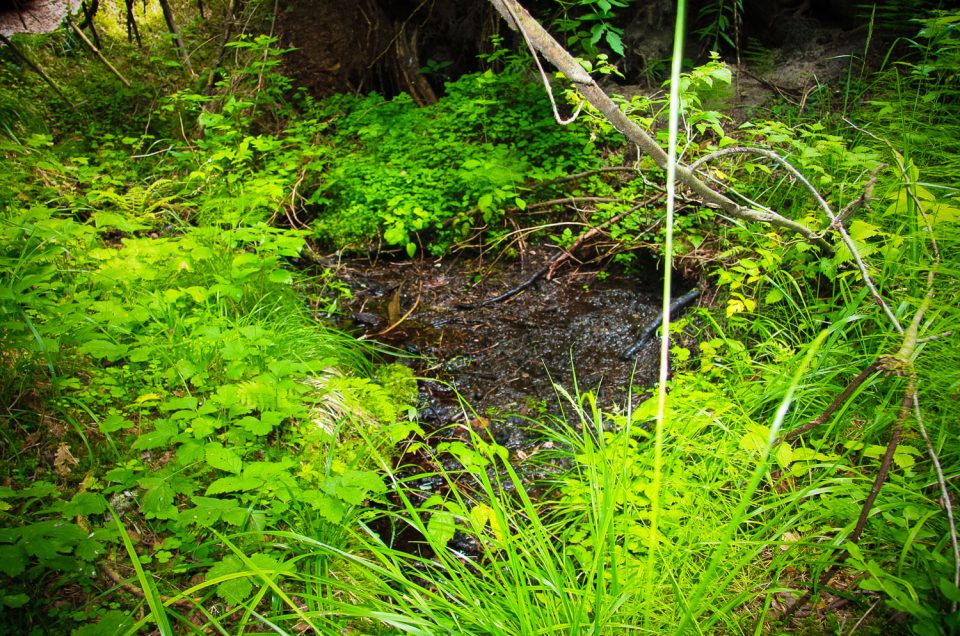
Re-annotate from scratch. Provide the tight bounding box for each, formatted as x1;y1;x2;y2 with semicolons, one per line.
486;0;833;251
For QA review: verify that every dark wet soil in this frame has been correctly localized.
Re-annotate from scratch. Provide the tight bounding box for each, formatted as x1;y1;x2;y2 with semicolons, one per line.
335;248;694;428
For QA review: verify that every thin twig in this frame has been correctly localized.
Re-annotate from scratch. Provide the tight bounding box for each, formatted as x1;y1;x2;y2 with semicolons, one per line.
914;390;960;614
361;286;422;339
690;145;901;332
456;197;659;309
487;0;834;251
779;360;883;443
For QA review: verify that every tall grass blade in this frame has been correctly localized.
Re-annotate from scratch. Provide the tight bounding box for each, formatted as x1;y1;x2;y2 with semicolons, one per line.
110;506;174;636
673;327;831;632
647;0;687;614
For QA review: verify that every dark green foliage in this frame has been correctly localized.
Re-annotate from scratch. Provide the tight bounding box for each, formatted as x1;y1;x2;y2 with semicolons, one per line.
309;65;600;255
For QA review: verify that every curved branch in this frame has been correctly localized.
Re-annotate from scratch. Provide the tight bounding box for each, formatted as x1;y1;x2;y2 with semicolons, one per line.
487;0;833;252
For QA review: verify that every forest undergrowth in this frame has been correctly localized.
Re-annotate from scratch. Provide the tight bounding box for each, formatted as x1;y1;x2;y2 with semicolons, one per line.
0;1;958;634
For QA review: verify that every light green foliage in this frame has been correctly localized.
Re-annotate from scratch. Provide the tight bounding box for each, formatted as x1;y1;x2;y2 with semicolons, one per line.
1;4;958;634
0;133;415;630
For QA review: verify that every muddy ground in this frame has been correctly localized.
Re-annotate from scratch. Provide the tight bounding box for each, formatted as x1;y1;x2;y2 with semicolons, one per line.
333;248;696;434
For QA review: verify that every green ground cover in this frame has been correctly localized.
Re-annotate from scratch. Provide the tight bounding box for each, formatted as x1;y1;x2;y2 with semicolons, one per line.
0;2;958;633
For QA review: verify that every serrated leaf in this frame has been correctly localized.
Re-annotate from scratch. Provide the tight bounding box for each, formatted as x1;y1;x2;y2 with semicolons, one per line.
775;443;793;467
78;340;129;361
205;442;243;474
206;556;251;604
300;490;345;523
605;30;624;55
739;425;770;452
0;544;26;576
139;480;178;520
426;511;456;546
132;420;178;450
205;475;263;495
183;496;244;527
764;287;784;305
62;492;108;517
99;413;132;433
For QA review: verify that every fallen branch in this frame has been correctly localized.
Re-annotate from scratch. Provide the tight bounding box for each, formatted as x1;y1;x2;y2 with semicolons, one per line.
620;287;701;359
457;196;660;309
0;33;75;107
68;18;131;88
487;0;834;252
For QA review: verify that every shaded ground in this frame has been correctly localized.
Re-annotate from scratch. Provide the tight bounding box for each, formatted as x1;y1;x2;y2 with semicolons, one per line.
335;248;694;428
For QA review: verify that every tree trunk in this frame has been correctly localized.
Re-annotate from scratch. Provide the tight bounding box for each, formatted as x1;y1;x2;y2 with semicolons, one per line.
158;0;194;74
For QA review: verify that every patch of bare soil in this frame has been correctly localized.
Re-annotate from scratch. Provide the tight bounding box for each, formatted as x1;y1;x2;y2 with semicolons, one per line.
276;0;393;97
333;249;695;432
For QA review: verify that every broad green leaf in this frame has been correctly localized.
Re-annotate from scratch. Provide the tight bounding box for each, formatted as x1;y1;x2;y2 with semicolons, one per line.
139;480;178;520
61;492;108;517
0;544;26;576
300;490;345;523
99;413;132;433
78;340;129;361
739;424;770;452
132;420;178;450
205;442;243;474
206;556;251;604
205;475;263;495
426;511;456;547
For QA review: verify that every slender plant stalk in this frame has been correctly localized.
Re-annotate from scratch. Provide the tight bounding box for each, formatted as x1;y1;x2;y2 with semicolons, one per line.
646;0;686;618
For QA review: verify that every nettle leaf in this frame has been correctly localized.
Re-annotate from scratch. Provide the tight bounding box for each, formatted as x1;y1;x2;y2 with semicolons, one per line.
300;490;346;523
205;475;264;495
183;496;246;527
74;537;105;562
138;479;178;520
21;521;86;559
206;556;250;604
78;340;129;361
99;413;132;434
160;395;198;412
241;411;284;436
132;419;178;450
426;511;456;546
190;415;220;438
61;492;108;517
738;424;770;452
205;442;243;474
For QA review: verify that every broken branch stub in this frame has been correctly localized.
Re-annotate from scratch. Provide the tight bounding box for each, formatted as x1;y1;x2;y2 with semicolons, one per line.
487;0;834;252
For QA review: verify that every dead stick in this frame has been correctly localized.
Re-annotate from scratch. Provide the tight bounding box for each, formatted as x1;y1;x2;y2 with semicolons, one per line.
456;197;660;309
779;360;883;443
782;383;911;620
68;19;132;88
0;33;75;107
